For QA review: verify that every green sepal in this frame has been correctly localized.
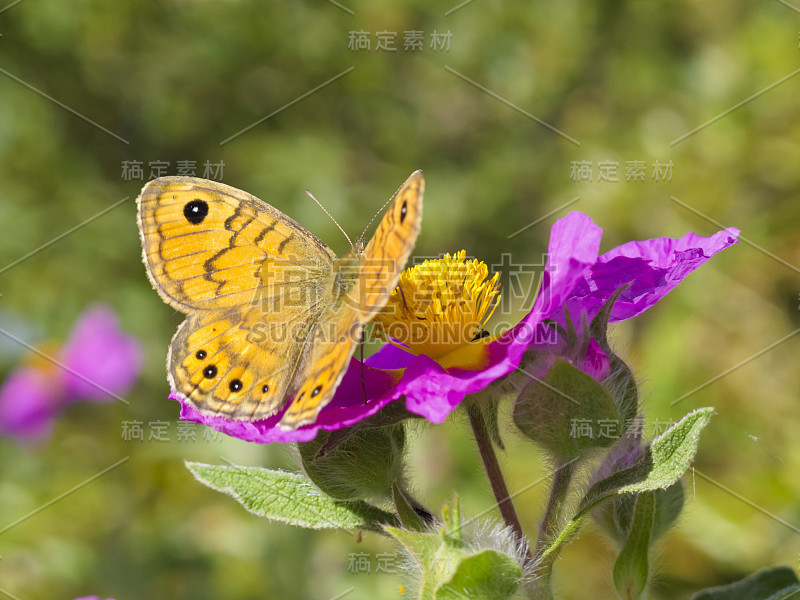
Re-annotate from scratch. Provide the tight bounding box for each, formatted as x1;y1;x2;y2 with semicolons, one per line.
441;495;464;546
435;549;523;600
513;358;620;460
314;399;422;458
393;480;427;531
689;566;800;600
384;496;523;600
588;285;627;352
589;285;639;432
650;480;684;541
186;462;396;531
612;491;654;600
297;422;406;502
594;480;684;546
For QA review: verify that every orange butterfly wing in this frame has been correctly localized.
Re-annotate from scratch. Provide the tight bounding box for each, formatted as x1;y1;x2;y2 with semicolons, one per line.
138;177;336;420
279;171;424;428
138;173;423;426
137;177;336;312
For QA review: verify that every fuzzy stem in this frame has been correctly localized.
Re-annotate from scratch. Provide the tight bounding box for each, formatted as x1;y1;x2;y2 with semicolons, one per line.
466;402;529;551
535;460;576;569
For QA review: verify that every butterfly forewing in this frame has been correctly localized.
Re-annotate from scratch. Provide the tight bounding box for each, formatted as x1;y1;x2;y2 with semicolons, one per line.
137;177;336;312
362;170;424;312
279;171;424;428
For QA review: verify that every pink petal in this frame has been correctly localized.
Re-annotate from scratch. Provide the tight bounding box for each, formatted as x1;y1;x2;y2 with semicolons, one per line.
60;305;142;402
0;367;63;442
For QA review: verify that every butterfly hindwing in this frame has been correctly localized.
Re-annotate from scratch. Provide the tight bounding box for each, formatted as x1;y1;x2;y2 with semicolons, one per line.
169;304;321;420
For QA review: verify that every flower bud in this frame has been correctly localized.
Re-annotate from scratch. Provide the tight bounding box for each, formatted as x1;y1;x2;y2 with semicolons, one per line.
512;358;621;460
297;423;406;502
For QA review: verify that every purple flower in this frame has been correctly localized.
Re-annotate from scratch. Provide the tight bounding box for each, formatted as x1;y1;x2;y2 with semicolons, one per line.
75;597;115;600
0;368;61;440
0;305;142;443
178;212;739;444
60;306;142;402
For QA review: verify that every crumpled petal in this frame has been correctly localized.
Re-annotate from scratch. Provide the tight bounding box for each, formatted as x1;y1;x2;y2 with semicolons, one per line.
60;305;142;402
563;227;741;325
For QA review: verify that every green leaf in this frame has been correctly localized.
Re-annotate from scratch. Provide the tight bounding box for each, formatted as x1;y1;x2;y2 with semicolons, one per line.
690;566;800;600
621;407;712;494
612;491;654;600
435;549;523;600
187;462;396;531
542;408;713;560
582;407;713;511
393;480;426;531
651;480;684;541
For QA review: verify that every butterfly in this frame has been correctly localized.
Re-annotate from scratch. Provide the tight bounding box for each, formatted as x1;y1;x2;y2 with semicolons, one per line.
137;172;423;429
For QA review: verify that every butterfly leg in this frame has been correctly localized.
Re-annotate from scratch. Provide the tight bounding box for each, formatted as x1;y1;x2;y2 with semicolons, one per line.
359;329;367;405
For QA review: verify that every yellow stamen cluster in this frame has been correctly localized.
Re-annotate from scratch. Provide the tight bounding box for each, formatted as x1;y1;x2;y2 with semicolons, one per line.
374;251;501;359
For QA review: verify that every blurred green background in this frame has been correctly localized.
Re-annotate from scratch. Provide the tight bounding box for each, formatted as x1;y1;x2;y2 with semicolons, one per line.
1;1;799;598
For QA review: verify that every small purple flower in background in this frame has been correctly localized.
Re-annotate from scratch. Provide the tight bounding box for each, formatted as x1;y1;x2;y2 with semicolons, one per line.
75;596;116;600
178;212;739;444
59;306;141;402
0;305;142;443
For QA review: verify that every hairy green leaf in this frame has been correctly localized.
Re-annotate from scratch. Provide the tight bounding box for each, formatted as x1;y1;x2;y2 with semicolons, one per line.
690;566;800;600
187;462;395;531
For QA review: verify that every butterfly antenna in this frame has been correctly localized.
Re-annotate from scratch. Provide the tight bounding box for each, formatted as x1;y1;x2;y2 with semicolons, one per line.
359;193;396;243
305;189;353;249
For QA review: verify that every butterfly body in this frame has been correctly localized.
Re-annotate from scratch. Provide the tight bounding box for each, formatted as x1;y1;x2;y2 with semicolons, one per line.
137;172;423;428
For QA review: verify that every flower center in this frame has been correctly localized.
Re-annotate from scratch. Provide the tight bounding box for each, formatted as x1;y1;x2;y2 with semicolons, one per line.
21;340;64;376
373;251;501;359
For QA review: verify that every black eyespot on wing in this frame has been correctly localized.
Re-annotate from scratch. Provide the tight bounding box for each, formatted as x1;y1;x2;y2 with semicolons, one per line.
184;199;209;225
400;200;408;224
229;379;243;392
261;384;270;394
195;349;207;360
203;365;218;378
311;385;322;397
